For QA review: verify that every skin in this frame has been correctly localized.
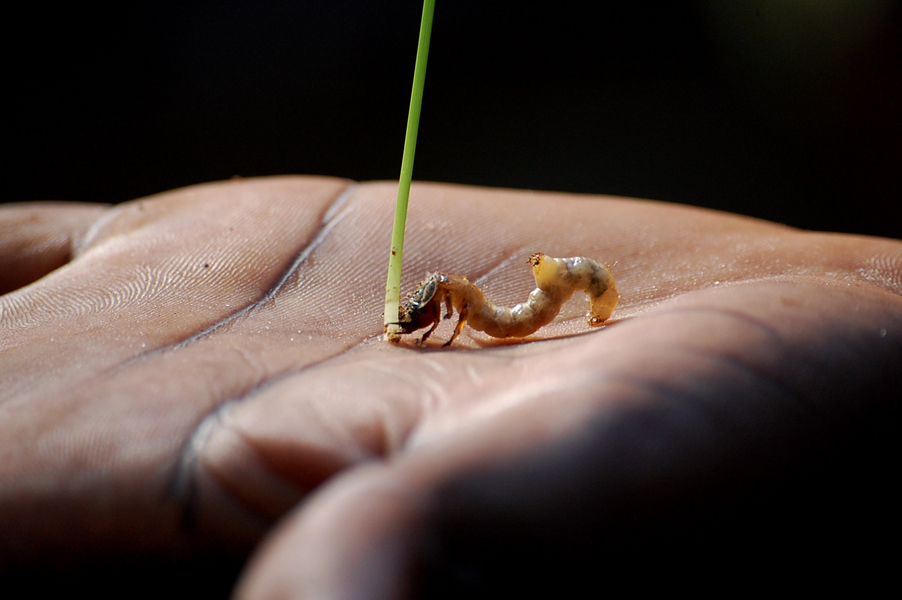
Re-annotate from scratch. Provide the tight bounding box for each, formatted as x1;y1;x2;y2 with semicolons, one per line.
1;176;900;596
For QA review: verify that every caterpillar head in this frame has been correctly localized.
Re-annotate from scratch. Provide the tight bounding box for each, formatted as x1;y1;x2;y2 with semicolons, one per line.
529;252;567;290
398;272;442;333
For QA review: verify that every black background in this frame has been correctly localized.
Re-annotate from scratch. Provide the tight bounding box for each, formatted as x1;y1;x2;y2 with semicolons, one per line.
7;1;901;238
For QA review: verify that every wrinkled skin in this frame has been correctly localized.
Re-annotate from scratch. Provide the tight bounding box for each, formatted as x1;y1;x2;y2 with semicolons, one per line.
1;176;900;597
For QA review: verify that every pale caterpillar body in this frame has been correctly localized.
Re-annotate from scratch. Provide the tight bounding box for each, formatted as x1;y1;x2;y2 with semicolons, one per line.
396;253;619;347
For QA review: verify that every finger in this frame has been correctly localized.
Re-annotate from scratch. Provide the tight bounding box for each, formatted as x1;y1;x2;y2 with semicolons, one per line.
236;278;902;598
0;202;108;294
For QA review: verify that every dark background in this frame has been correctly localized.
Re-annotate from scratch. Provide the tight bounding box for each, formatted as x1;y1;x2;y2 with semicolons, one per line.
7;0;901;238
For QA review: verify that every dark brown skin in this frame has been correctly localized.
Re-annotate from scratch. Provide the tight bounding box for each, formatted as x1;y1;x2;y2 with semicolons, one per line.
1;176;900;597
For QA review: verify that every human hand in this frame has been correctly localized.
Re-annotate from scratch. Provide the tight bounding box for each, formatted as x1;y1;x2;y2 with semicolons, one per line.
2;177;899;596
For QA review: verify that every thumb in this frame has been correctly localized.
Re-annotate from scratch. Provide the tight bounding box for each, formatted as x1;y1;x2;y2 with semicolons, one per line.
234;465;430;600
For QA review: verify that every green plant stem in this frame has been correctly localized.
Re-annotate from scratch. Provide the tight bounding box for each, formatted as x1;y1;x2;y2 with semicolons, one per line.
384;0;435;342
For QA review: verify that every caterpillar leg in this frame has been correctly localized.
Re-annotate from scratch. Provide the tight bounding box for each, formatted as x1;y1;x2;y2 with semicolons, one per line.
443;304;469;348
423;289;454;345
418;317;441;345
442;288;454;320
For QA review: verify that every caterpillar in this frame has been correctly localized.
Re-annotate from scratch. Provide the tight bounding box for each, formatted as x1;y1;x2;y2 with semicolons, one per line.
394;253;619;347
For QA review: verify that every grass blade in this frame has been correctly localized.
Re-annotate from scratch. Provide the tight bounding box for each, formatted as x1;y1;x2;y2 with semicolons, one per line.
383;0;436;342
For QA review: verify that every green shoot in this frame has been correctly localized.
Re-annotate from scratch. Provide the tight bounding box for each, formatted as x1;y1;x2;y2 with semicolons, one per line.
384;0;436;342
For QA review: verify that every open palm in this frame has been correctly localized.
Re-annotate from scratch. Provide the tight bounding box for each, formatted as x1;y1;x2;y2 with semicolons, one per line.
2;177;899;597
